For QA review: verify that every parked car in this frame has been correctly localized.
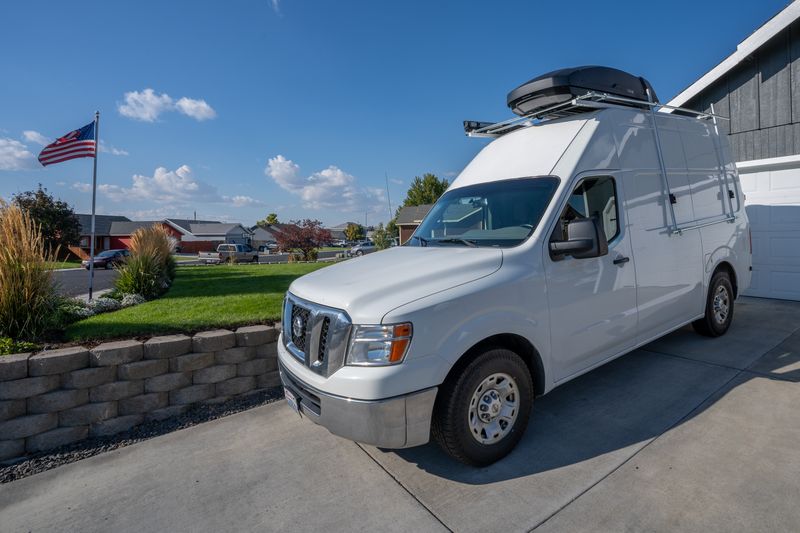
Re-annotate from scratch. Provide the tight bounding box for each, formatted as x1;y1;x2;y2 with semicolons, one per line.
347;240;375;257
199;244;259;264
258;242;278;253
276;66;751;466
82;249;130;270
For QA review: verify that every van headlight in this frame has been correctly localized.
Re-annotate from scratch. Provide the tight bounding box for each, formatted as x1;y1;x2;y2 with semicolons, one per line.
346;323;413;366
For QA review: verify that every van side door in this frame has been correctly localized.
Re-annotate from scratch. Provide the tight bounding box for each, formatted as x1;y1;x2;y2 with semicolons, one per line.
544;173;638;382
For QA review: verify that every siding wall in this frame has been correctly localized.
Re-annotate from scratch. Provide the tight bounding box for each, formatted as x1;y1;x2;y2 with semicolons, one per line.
683;21;800;162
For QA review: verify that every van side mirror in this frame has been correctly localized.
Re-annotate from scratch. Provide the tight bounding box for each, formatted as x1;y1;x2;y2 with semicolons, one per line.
549;218;609;259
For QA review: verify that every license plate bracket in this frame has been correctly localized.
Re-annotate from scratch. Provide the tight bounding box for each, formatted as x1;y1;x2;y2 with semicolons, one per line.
284;387;300;415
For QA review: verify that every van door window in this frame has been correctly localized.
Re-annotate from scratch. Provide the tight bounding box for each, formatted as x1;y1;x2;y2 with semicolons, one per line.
555;176;619;243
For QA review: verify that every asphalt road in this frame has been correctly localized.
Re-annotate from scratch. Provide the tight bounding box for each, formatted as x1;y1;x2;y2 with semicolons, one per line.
53;268;118;298
2;297;799;531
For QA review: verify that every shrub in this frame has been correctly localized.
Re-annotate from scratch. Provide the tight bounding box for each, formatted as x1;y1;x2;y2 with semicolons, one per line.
114;225;176;300
0;337;40;356
0;201;57;340
89;297;122;313
121;293;146;307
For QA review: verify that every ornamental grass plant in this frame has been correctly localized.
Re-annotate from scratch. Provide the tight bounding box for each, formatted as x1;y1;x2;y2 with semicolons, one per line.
114;224;176;299
0;201;57;340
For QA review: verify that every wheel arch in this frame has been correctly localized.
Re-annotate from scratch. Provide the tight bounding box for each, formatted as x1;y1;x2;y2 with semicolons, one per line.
712;260;738;298
441;333;546;397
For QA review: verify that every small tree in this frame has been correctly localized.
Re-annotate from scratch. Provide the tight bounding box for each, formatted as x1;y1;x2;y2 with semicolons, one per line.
402;173;449;207
385;218;399;238
371;223;392;250
12;185;80;254
275;220;332;261
256;212;279;228
344;223;364;242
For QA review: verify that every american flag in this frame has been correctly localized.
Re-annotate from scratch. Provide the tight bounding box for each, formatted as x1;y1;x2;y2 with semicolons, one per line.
38;122;96;166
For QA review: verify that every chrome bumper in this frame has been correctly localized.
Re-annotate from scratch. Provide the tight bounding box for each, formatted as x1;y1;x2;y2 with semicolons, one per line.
278;361;437;449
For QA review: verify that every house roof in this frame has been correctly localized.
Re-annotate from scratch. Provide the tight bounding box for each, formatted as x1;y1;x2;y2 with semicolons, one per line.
328;221;358;230
668;1;800;108
109;221;161;236
396;204;433;225
190;223;252;236
76;214;130;235
166;218;220;232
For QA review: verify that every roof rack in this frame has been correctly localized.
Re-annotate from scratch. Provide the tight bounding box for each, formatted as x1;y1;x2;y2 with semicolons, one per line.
463;91;729;138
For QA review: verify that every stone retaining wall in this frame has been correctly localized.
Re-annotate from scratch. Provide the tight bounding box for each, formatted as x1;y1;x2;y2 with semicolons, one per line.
0;325;281;461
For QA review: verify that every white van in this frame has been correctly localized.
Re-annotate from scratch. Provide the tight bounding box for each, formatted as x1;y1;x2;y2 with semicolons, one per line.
278;67;751;465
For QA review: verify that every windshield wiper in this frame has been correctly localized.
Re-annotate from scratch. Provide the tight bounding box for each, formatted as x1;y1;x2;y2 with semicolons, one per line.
411;235;429;247
433;238;478;247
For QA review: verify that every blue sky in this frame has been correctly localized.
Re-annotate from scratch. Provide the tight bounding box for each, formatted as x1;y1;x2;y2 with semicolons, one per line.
0;0;789;227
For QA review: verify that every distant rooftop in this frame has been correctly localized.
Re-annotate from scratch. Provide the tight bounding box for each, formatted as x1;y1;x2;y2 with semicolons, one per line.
396;204;433;225
76;214;130;235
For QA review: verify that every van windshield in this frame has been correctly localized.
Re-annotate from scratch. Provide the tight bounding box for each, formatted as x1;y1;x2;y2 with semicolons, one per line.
409;176;559;248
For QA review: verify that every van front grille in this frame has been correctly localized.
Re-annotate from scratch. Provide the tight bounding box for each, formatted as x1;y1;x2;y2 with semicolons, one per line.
282;293;352;377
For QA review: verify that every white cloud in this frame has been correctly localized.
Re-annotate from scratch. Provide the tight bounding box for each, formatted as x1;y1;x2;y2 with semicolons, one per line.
265;155;385;212
223;195;265;207
175;97;216;121
389;178;403;185
22;130;50;146
270;0;280;13
0;138;37;170
74;165;219;204
118;89;174;122
118;89;217;122
99;141;129;156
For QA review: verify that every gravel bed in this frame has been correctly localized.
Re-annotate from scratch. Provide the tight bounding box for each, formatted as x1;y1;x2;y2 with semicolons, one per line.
0;387;285;484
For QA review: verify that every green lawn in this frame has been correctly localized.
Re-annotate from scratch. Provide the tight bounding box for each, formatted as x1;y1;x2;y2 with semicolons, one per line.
65;263;329;341
47;259;83;270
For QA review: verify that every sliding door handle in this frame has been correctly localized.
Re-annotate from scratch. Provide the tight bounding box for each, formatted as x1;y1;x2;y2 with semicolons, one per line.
613;256;630;266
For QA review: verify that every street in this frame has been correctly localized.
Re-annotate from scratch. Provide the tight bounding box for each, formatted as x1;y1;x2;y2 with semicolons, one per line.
53;268;118;298
1;296;798;532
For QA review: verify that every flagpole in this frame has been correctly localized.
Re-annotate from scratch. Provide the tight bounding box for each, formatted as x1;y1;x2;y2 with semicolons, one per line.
88;111;99;300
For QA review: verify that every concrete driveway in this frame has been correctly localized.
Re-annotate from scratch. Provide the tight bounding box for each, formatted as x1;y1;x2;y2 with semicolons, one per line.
2;296;799;532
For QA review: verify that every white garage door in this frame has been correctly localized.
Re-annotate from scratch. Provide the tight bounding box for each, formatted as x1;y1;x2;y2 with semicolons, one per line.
738;157;800;301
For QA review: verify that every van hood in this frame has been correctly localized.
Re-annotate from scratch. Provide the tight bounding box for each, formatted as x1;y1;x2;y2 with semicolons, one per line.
288;246;503;324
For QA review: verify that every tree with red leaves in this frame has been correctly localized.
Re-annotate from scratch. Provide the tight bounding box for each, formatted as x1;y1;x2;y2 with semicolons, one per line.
274;219;332;261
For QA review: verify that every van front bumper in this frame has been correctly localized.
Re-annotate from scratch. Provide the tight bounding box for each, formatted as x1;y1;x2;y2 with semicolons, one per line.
278;361;437;449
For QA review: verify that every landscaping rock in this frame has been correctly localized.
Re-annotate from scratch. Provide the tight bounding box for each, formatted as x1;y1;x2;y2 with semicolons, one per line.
0;353;30;381
215;376;256;396
215;346;253;365
145;404;188;422
237;358;268;376
193;329;236;353
27;388;89;414
89;380;144;402
59;402;117;427
170;352;214;373
169;384;215;405
26;426;88;453
193;364;236;384
0;376;60;400
143;335;192;359
90;415;143;437
255;342;278;360
0;413;57;439
118;359;168;380
0;399;26;421
119;393;168;415
90;340;143;366
61;366;116;389
235;325;277;346
28;347;88;376
202;395;231;405
257;371;281;389
0;439;24;461
144;372;191;393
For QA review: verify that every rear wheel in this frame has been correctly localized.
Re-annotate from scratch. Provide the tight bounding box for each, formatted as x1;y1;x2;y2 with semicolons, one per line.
693;270;734;337
432;348;533;466
253;255;259;263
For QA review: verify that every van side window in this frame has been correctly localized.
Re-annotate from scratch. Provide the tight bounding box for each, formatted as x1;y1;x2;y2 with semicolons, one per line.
555;176;619;242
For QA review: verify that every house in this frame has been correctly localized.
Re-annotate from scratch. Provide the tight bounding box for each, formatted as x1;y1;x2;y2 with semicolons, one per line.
73;214;131;259
667;1;800;300
326;222;358;241
108;220;184;250
250;225;280;248
395;204;433;244
183;223;254;252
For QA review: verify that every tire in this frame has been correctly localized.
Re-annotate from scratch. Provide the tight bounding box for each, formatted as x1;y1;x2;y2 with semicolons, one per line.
693;270;734;337
432;348;533;466
253;256;259;263
356;250;363;256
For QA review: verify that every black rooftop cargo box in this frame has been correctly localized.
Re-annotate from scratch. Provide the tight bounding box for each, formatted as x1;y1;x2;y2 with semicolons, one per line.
507;66;658;117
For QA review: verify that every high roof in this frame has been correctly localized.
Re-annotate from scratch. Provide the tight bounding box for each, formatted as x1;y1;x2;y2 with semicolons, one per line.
668;1;800;107
109;221;161;236
76;214;130;235
166;218;220;232
190;223;252;236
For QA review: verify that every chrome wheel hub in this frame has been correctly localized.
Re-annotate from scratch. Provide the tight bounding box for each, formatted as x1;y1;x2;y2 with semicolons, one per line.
468;373;519;445
713;285;730;324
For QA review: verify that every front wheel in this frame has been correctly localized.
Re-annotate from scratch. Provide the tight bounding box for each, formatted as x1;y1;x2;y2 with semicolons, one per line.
693;270;734;337
432;348;533;466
